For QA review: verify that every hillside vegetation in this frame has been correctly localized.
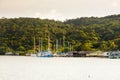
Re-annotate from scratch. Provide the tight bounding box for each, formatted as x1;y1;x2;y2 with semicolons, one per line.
0;15;120;54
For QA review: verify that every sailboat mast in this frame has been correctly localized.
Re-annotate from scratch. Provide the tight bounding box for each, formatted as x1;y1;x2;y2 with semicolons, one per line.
68;41;70;52
48;36;50;50
38;37;40;52
41;37;42;51
34;36;36;53
33;24;36;53
63;35;65;52
56;39;58;52
70;43;71;52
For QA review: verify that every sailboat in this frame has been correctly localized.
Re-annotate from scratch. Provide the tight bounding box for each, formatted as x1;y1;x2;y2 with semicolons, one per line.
37;36;53;57
53;39;59;57
31;36;37;57
53;39;66;57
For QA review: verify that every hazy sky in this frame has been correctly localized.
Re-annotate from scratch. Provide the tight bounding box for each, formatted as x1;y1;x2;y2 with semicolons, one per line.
0;0;120;21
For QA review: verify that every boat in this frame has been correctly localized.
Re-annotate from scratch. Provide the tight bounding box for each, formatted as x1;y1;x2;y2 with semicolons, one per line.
30;52;37;57
108;51;120;59
38;50;53;57
37;36;53;57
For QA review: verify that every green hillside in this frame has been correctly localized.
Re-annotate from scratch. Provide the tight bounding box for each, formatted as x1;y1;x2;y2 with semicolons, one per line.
1;15;120;54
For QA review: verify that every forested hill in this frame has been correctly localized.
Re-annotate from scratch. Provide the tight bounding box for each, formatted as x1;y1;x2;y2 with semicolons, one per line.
64;14;120;26
0;15;120;54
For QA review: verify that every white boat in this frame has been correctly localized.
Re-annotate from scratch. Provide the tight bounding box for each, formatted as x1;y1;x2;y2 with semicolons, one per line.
37;50;53;57
30;53;37;57
37;35;53;57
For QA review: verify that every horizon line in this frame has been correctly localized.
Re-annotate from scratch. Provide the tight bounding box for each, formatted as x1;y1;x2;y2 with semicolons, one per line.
0;14;120;21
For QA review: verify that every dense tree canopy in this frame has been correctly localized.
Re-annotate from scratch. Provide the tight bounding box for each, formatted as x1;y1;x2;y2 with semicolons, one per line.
0;14;120;54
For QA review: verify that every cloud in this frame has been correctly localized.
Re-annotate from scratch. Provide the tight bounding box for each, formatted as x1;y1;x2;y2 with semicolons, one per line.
1;0;120;21
111;1;119;7
34;9;65;21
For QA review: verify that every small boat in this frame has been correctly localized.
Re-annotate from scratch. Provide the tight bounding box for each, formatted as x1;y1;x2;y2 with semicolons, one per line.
30;53;37;57
37;50;53;57
108;51;120;59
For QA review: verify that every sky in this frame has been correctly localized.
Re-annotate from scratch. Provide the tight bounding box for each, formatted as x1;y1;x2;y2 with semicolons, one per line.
0;0;120;21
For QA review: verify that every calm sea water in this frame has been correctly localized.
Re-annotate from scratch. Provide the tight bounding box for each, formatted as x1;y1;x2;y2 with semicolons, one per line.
0;56;120;80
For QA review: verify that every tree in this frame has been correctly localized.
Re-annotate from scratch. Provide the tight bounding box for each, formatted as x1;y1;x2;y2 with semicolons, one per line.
17;46;26;51
99;41;108;51
81;41;93;51
108;41;117;50
1;15;120;52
